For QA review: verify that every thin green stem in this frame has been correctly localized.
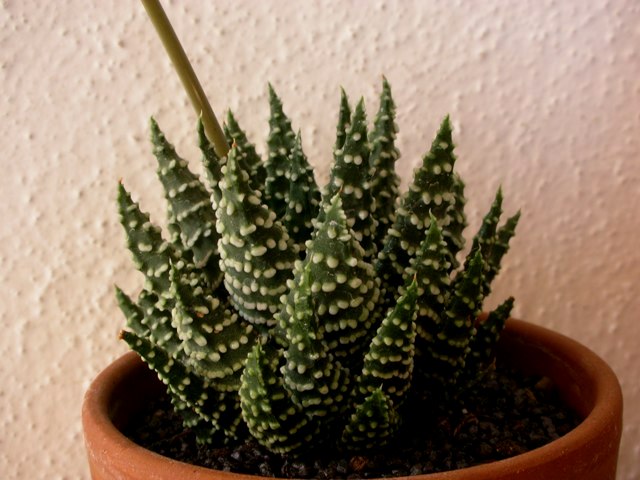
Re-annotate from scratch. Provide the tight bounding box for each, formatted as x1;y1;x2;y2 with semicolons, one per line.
140;0;229;157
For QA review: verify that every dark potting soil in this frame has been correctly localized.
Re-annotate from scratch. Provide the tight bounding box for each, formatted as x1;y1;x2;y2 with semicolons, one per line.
125;367;581;478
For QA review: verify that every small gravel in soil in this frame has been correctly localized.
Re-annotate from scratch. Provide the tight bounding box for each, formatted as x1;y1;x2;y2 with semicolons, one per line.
125;367;581;478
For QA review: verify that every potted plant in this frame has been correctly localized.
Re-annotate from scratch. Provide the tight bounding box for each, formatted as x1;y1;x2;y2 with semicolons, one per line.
82;2;622;478
82;78;622;479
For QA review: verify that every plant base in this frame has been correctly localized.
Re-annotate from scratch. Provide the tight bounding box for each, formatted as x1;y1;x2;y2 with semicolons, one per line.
83;320;623;479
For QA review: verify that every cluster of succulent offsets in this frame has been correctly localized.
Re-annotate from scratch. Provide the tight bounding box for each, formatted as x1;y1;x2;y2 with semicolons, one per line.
116;78;520;454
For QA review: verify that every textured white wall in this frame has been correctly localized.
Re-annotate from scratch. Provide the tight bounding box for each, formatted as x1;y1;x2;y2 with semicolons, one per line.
0;1;638;478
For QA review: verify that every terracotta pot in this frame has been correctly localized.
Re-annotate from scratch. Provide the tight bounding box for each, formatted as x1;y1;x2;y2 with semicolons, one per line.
82;319;623;480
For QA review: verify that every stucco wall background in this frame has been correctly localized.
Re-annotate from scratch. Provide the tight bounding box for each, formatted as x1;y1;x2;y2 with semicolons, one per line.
0;0;638;478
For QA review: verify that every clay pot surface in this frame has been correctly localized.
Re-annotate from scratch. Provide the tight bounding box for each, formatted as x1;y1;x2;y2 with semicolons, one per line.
82;319;623;480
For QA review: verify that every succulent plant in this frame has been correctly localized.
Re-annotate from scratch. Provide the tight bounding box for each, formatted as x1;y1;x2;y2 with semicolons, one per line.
116;78;520;454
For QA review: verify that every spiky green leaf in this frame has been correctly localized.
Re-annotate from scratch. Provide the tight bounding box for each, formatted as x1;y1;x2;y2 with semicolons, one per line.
137;289;183;358
324;98;378;259
121;330;243;443
341;388;399;451
369;77;401;251
216;147;297;326
224;110;267;190
281;263;350;417
170;265;257;390
333;87;351;153
486;210;521;286
150;118;222;289
115;286;147;336
265;84;296;218
465;187;502;294
357;280;418;406
283;131;320;250
426;251;486;386
376;116;460;298
403;215;452;351
239;342;317;453
117;183;175;298
463;297;514;385
278;194;380;361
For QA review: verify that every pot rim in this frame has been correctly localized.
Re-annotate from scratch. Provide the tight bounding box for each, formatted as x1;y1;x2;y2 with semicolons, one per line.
82;319;623;480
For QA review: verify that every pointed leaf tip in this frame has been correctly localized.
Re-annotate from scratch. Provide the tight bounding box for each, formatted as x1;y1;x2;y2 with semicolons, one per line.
267;83;280;103
149;116;162;139
441;114;452;131
116;181;130;201
226;109;238;129
196;115;204;132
